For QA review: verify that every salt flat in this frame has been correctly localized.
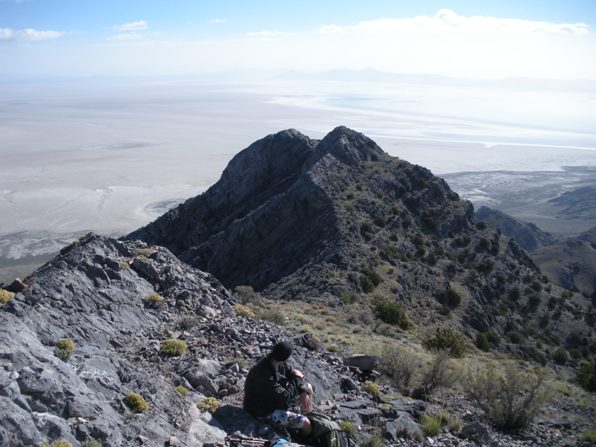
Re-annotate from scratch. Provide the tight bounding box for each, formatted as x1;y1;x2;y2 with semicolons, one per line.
1;77;595;282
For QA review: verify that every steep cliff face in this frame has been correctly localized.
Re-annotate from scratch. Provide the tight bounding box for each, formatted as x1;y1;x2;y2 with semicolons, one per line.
128;127;594;367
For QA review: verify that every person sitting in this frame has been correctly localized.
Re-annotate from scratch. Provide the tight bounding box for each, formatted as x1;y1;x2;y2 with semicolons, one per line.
243;340;314;438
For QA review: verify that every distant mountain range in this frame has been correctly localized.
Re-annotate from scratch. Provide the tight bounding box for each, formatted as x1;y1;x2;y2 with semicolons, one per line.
274;68;596;91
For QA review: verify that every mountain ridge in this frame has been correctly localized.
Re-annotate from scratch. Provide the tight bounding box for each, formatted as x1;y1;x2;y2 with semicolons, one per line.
128;127;594;366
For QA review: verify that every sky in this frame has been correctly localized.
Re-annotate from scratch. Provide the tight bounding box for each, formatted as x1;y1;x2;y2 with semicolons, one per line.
1;0;596;79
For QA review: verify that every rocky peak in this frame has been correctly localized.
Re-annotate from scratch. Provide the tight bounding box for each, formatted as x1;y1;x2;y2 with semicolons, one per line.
311;125;387;166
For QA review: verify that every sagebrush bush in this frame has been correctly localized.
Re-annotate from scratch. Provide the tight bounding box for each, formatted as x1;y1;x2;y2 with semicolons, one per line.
420;414;442;436
423;327;466;357
381;345;420;392
233;285;262;304
54;338;75;361
160;339;188;356
175;386;189;396
49;441;73;447
339;420;356;434
234;304;255;318
123;392;148;413
583;429;596;442
576;357;596;392
145;293;163;308
135;247;155;257
256;307;285;325
0;289;14;305
412;351;458;400
476;332;490;351
361;380;380;397
82;439;101;447
360;267;381;293
552;348;569;365
373;300;410;329
197;397;221;413
466;365;550;430
443;287;462;308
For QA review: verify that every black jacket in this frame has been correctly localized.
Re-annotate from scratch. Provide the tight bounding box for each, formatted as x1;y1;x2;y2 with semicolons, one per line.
243;356;301;417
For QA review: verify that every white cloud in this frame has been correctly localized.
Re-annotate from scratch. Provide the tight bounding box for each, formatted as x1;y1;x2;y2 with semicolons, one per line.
2;10;594;80
112;20;148;32
318;9;589;36
210;18;227;24
0;27;65;42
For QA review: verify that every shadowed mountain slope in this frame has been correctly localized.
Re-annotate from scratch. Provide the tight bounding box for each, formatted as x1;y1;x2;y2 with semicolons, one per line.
475;206;558;252
128;127;595;365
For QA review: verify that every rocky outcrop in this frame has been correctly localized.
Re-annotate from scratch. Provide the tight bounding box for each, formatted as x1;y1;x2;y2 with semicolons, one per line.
0;234;432;446
475;206;557;251
0;234;236;446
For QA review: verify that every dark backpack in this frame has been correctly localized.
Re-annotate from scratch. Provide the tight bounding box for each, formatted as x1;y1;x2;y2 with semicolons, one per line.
307;412;351;447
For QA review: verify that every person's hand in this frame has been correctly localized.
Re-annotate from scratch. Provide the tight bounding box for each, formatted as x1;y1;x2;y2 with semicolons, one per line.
293;369;304;378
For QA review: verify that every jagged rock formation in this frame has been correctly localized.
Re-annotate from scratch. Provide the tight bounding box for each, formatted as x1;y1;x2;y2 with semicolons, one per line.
129;127;595;365
476;206;558;252
0;234;234;446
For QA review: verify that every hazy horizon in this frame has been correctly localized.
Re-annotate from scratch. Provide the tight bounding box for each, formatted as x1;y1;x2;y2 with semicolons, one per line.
2;1;596;282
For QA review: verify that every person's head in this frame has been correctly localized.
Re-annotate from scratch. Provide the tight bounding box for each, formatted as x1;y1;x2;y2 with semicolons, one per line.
268;340;293;366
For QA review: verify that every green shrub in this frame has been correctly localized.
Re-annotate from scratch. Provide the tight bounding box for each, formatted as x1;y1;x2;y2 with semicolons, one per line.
423;327;466;357
373;300;410;329
577;357;596;392
197;397;221;413
256;307;285;325
444;287;462;308
82;438;102;447
361;267;381;291
123;392;148;413
49;441;73;447
507;331;524;344
175;386;189;396
54;338;75;361
381;345;421;392
466;365;550;430
582;429;596;443
339;420;356;434
0;289;14;305
476;332;490;351
341;290;356;304
420;414;442;436
412;351;458;400
552;348;569;365
234;304;255;318
160;339;188;356
361;380;380;397
145;293;163;308
135;247;155;257
360;275;373;293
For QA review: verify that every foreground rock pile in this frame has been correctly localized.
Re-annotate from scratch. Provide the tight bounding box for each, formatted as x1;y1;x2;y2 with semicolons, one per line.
0;234;423;446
